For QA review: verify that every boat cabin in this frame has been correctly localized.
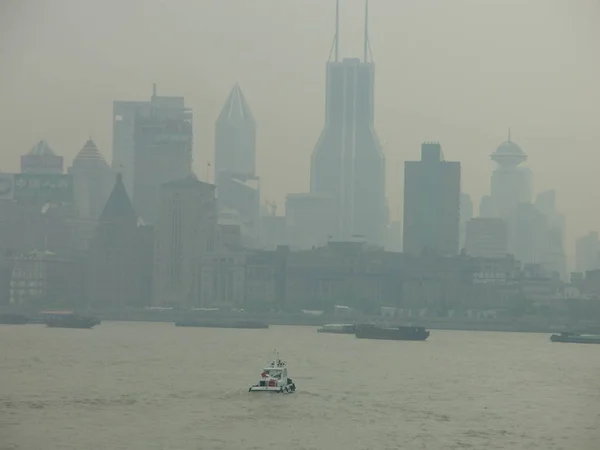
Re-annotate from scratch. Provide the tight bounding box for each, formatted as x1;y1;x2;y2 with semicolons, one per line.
258;359;288;387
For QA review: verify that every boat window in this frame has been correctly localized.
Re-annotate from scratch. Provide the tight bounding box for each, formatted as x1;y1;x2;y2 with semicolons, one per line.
265;369;282;379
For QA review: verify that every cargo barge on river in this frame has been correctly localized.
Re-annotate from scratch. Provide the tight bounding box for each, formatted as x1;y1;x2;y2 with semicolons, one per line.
355;324;430;341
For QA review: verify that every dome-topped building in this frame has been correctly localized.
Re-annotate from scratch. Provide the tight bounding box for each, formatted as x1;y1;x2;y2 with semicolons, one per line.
68;139;114;221
491;132;527;168
486;130;533;219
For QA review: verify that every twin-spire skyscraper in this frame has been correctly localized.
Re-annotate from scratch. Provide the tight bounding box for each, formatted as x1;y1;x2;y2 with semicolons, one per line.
214;1;386;248
310;0;386;245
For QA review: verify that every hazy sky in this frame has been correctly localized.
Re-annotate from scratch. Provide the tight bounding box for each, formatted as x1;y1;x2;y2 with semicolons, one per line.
1;0;599;263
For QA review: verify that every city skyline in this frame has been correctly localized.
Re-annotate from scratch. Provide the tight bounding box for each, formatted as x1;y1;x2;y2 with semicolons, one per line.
1;0;599;264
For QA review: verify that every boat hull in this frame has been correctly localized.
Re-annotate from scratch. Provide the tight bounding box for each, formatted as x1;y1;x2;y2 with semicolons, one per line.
248;385;295;393
47;323;96;329
46;315;100;329
0;314;30;325
551;334;600;344
175;321;269;329
317;327;355;334
355;324;430;341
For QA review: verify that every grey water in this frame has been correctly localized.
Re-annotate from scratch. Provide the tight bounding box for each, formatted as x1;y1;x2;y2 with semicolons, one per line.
1;322;599;449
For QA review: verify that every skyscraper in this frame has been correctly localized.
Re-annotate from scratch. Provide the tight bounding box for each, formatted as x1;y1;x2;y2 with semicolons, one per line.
215;84;256;179
489;133;532;218
403;142;461;256
465;218;508;258
214;84;260;247
459;193;473;250
113;86;193;223
310;0;386;245
576;232;600;273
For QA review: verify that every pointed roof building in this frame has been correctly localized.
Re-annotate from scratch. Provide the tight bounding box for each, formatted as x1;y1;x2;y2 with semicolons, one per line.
215;84;257;179
28;140;57;156
217;83;255;124
100;173;137;222
89;172;145;311
21;140;63;174
72;139;110;170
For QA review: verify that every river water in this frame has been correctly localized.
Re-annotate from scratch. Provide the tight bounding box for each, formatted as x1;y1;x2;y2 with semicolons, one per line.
1;322;599;450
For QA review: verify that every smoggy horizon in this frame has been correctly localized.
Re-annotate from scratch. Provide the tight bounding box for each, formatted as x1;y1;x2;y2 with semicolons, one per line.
1;0;599;267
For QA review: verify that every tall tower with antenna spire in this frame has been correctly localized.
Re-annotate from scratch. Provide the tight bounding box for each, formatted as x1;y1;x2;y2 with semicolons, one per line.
310;0;385;245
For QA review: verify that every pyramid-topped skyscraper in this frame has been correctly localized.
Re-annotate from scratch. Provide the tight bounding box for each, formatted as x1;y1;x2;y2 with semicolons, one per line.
69;139;113;220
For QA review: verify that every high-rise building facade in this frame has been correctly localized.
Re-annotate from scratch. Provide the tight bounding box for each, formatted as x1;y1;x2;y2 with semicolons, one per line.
214;84;260;246
403;142;461;256
215;84;256;179
576;232;600;273
459;193;473;251
153;174;218;307
534;190;566;279
310;1;386;245
113;86;193;223
285;193;336;250
465;218;508;258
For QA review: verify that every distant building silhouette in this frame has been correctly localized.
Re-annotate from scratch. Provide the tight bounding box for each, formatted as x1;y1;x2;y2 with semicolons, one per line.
534;190;566;279
9;250;79;306
21;140;63;174
113;86;193;223
260;214;287;250
68;139;113;220
465;218;508;258
215;84;260;246
511;202;546;266
153;174;218;308
88;173;145;310
459;193;473;250
488;134;532;218
285;193;336;250
310;1;386;245
403;142;461;256
576;232;600;273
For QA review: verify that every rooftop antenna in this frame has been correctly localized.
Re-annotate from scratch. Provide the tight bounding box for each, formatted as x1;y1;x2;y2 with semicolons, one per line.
508;127;511;142
363;0;369;62
329;0;340;62
152;83;157;98
327;0;341;62
335;0;340;62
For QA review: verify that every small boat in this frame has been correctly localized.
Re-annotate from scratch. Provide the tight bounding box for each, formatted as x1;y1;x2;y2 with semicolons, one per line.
249;353;296;393
175;320;269;329
355;324;430;341
550;332;600;344
0;313;30;325
317;323;356;334
46;314;100;329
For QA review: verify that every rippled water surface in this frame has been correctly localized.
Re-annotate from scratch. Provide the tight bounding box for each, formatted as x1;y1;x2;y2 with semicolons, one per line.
1;322;599;449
